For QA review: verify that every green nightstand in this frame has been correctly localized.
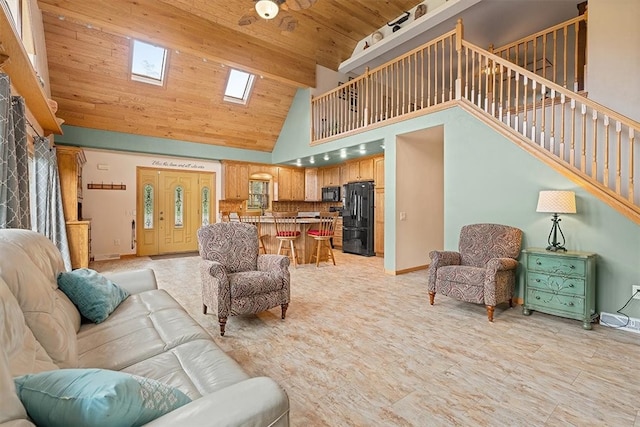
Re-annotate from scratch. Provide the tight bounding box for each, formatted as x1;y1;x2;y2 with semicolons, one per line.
522;248;597;329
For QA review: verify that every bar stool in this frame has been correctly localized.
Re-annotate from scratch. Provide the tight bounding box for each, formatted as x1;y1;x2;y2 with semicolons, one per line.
238;211;268;254
307;211;338;267
219;211;232;222
272;211;300;268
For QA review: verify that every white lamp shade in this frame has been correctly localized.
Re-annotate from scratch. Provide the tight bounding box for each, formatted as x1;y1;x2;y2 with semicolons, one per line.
536;190;577;214
255;0;280;19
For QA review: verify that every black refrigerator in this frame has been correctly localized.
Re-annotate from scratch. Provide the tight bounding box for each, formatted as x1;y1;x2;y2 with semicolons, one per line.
342;181;375;256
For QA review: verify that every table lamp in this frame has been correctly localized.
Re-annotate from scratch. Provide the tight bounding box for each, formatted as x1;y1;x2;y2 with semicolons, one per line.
536;190;577;252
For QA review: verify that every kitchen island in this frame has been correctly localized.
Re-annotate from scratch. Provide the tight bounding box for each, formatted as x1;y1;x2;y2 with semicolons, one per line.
239;216;333;265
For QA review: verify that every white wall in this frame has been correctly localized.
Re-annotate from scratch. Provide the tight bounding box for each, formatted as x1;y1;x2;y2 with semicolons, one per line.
587;0;640;121
81;149;221;259
312;64;348;97
395;126;444;271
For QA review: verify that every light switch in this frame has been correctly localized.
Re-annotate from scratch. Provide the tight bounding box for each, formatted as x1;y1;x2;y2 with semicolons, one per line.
400;212;407;221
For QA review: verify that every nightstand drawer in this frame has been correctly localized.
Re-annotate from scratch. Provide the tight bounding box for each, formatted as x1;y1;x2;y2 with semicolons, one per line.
527;288;584;315
527;254;586;276
527;272;585;296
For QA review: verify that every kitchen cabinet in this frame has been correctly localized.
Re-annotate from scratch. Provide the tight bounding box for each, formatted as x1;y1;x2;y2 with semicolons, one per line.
276;167;305;201
522;248;597;330
305;168;321;201
56;146;91;268
374;156;384;189
339;164;348;186
248;163;277;178
374;188;384;255
346;157;374;182
223;161;249;200
321;166;341;187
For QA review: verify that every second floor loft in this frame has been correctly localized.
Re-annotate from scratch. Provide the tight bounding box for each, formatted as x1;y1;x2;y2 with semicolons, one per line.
310;13;640;224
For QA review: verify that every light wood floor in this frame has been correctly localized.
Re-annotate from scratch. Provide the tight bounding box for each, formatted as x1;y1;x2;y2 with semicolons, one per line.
91;251;640;426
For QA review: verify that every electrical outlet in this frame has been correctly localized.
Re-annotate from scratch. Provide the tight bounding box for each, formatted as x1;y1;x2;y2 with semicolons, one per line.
632;285;640;299
114;239;120;246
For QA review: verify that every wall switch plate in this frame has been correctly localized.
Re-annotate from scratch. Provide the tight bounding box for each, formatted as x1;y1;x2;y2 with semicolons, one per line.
632;285;640;299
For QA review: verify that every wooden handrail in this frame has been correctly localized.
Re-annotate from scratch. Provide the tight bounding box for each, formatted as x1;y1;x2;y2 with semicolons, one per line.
462;39;640;130
492;14;586;54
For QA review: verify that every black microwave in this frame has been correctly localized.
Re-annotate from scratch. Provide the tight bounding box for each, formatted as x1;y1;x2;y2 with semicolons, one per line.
322;186;341;202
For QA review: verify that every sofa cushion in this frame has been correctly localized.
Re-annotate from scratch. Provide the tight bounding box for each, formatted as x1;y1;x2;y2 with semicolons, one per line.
0;229;81;368
0;277;58;378
14;368;191;427
57;268;129;323
122;339;250;400
77;290;211;371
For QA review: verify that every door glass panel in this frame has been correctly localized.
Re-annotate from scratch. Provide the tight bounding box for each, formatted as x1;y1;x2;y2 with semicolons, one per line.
202;187;210;226
144;184;154;229
174;186;184;227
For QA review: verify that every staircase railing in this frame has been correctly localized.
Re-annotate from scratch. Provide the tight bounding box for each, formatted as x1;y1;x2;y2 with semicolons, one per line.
460;38;639;210
310;18;640;218
491;14;587;91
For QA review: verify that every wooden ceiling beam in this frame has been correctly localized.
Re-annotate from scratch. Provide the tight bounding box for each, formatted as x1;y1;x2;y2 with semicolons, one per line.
37;0;316;88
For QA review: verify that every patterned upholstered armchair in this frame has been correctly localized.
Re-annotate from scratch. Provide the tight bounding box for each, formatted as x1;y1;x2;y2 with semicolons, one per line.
198;222;290;336
428;223;523;321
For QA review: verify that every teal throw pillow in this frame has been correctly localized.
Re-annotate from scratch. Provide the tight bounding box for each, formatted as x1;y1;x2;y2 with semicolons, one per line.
57;268;129;323
14;368;191;427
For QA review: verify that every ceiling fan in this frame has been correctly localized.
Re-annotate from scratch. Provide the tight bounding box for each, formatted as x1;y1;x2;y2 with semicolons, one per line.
238;0;317;32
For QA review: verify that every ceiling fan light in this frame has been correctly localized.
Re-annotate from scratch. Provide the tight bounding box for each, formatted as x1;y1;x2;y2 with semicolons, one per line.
255;0;280;20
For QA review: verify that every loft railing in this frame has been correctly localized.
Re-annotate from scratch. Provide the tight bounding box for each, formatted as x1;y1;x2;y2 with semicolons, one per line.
491;14;587;91
311;17;640;218
311;29;457;141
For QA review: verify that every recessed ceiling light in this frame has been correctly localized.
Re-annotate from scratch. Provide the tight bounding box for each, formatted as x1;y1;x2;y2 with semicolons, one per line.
309;156;315;164
323;154;330;161
296;159;302;166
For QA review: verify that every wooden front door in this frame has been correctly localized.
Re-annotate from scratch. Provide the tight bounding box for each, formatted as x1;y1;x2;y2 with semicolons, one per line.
136;167;215;256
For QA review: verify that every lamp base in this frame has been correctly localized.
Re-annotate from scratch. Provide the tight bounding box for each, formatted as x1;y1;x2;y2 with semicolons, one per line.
545;244;567;252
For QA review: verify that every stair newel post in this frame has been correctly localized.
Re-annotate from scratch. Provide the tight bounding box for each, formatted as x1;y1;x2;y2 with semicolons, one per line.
455;19;463;100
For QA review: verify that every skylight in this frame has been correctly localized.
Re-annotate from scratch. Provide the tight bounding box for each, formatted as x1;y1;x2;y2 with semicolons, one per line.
224;69;255;105
130;40;168;86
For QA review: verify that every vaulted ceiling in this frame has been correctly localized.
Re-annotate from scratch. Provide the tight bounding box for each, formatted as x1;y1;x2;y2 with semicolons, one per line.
38;0;423;152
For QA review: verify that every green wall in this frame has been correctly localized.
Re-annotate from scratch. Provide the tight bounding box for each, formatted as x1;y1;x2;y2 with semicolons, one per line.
274;97;640;316
56;125;272;164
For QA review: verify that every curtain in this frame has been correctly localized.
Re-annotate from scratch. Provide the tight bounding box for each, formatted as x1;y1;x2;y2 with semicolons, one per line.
34;137;72;271
0;72;31;229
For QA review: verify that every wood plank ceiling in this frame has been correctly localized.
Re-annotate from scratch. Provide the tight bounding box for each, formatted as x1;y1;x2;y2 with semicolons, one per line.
38;0;422;152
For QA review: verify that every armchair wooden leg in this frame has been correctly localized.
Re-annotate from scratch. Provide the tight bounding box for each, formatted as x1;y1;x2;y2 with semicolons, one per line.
203;304;207;314
281;303;289;319
486;305;495;322
428;291;435;305
508;298;514;308
219;317;227;336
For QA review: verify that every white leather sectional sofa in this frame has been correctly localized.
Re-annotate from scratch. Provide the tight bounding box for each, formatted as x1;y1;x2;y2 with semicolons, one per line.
0;229;289;426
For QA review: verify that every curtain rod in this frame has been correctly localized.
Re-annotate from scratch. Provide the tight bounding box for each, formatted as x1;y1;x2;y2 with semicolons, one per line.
11;97;44;139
